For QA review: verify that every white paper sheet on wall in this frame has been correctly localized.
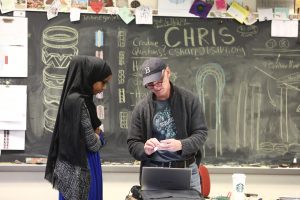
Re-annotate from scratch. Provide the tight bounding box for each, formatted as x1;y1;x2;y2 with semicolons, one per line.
0;130;25;150
271;20;299;37
0;85;27;130
0;16;28;77
158;0;194;17
135;5;153;24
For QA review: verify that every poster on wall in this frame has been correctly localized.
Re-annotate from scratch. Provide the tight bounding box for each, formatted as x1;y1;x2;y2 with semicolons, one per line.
158;0;195;17
0;16;28;77
0;130;25;150
0;85;27;130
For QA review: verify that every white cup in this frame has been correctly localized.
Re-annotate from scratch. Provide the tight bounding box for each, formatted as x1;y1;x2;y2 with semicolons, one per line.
232;173;246;200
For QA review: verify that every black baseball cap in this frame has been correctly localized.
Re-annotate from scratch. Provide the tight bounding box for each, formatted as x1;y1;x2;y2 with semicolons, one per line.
141;57;167;86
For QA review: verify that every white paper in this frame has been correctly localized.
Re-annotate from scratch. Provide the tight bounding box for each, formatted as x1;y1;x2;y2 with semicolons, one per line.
0;130;25;150
0;17;27;46
0;16;28;77
100;124;104;133
96;92;103;99
47;0;61;20
70;8;81;22
0;46;28;77
158;0;195;17
0;0;15;14
135;5;152;24
258;8;273;21
13;11;26;17
271;20;299;38
0;85;27;130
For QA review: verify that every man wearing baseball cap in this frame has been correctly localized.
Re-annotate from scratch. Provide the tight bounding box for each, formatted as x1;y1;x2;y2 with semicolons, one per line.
127;57;208;194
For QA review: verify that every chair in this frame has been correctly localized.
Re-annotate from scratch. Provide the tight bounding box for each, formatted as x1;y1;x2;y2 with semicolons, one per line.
199;164;211;198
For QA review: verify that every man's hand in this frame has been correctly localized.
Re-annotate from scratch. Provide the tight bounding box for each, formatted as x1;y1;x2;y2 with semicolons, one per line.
158;139;182;152
144;138;160;155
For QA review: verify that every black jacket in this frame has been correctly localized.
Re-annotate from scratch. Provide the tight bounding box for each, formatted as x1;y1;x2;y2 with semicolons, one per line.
127;83;208;164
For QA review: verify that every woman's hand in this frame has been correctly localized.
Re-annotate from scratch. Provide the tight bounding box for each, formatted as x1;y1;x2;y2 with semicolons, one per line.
95;127;102;135
95;127;106;145
95;127;102;139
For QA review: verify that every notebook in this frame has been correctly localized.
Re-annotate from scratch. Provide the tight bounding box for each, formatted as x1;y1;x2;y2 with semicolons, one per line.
141;167;192;190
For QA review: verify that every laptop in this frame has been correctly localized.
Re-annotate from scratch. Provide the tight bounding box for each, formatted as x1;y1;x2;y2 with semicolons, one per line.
141;167;192;191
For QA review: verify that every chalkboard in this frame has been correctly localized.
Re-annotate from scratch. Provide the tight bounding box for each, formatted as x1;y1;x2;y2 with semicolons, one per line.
1;12;300;166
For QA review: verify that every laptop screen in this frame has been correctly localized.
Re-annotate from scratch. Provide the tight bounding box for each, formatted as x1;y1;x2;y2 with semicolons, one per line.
141;167;192;190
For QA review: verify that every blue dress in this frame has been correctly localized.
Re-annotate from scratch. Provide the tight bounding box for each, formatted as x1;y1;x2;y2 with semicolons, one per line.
59;135;104;200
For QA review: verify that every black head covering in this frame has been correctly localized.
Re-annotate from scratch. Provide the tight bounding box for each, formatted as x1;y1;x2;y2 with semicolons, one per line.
45;55;112;183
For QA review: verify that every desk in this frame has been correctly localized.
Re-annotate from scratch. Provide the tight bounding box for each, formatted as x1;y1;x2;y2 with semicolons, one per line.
0;164;300;200
1;163;300;175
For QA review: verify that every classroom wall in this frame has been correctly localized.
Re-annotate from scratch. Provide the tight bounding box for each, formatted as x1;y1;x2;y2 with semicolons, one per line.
2;12;300;167
0;166;299;200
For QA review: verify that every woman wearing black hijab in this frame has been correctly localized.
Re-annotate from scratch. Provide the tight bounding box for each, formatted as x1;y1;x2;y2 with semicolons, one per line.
45;56;112;200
